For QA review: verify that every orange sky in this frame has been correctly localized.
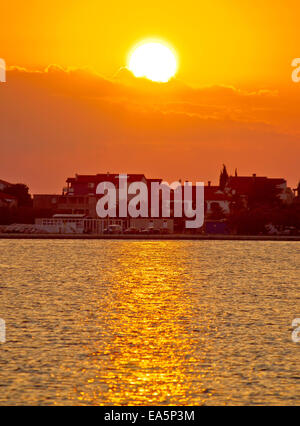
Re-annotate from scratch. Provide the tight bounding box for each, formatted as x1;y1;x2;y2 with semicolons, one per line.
1;1;300;192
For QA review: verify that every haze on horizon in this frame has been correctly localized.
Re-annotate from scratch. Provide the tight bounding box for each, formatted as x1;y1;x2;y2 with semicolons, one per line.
1;0;300;193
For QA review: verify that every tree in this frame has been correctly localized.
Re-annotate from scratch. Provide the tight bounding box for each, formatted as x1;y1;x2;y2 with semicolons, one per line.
248;180;281;208
297;181;300;198
207;203;226;220
219;164;229;190
228;207;271;235
228;203;300;235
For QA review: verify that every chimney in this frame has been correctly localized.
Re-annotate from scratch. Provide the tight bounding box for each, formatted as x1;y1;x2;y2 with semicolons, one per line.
208;181;211;187
253;174;257;178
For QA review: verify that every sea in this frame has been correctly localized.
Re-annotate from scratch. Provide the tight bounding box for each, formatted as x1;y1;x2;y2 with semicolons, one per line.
0;239;299;405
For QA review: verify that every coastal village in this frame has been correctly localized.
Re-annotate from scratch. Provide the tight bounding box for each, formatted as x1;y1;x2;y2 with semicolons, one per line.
0;166;299;236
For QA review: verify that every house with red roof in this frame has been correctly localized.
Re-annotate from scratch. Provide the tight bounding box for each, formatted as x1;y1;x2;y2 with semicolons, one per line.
65;173;148;196
34;173;165;220
225;174;294;205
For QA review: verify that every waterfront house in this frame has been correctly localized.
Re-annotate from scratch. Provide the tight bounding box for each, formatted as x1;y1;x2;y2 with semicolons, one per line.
225;174;294;206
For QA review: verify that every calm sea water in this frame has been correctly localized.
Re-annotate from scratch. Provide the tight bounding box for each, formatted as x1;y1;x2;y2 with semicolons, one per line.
0;240;299;406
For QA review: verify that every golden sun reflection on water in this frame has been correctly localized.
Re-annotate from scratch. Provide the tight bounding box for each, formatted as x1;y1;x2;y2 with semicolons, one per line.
74;242;215;405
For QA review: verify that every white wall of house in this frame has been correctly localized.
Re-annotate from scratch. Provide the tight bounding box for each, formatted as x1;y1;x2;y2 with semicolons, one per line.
35;218;84;234
35;218;105;234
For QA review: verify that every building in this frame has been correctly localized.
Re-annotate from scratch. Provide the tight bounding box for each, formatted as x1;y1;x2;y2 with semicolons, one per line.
34;173;151;218
34;194;97;217
33;171;295;235
33;173;180;234
35;215;174;235
225;174;294;205
33;173;172;234
65;173;148;196
35;214;105;234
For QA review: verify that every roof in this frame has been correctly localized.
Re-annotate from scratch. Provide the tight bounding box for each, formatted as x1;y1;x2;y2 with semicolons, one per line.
67;174;147;185
227;176;286;194
182;186;230;201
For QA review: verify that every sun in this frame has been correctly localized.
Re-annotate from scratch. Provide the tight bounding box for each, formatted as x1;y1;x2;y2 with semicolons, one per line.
128;41;178;83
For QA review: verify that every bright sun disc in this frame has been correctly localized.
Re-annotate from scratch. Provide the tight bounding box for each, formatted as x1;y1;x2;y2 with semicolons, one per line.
128;42;177;83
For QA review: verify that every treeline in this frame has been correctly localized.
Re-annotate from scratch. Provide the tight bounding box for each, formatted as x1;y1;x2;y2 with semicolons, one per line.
228;203;300;235
0;184;53;225
0;206;53;225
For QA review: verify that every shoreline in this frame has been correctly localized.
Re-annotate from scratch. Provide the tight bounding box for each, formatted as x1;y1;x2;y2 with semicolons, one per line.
0;233;299;241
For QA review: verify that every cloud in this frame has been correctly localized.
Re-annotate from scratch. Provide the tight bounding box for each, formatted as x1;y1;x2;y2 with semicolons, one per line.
1;66;299;192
